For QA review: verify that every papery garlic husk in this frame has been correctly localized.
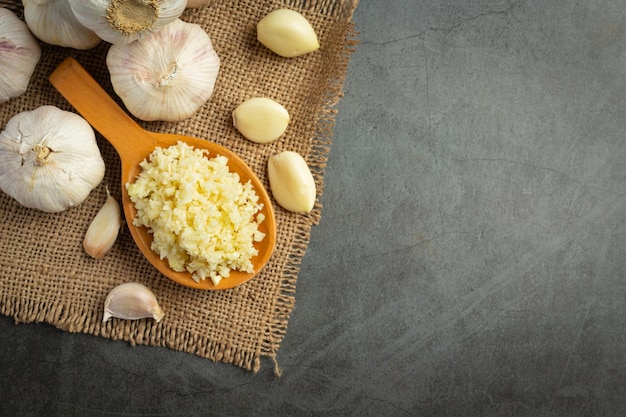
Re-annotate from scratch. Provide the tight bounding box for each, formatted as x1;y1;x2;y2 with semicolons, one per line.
0;106;106;213
84;186;121;259
267;151;316;213
103;282;165;322
69;0;186;45
22;0;101;50
0;8;41;103
106;18;220;122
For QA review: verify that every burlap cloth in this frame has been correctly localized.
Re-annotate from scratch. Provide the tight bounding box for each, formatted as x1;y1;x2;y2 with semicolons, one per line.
0;0;358;375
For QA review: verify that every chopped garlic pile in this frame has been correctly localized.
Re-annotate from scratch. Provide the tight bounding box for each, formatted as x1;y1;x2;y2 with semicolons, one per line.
126;141;265;286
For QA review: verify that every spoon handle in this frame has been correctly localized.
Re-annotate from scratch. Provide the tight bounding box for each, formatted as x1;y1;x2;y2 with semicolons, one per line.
49;57;153;161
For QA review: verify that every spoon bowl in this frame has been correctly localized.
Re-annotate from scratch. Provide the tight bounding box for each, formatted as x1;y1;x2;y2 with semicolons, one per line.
49;57;276;290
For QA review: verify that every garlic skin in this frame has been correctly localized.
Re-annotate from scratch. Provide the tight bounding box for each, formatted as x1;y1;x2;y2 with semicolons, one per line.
84;187;121;259
232;97;290;144
0;8;41;103
103;282;165;322
0;106;106;213
106;18;220;122
257;9;320;58
23;0;101;50
69;0;186;45
267;151;316;213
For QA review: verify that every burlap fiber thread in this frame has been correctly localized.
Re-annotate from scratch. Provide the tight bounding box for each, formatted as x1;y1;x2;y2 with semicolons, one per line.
0;0;358;375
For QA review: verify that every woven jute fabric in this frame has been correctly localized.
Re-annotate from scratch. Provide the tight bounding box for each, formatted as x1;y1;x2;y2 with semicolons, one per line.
0;0;358;375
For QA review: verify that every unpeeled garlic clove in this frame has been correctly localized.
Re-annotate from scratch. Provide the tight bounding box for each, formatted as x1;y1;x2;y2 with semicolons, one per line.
83;186;121;259
267;151;316;213
232;97;290;144
103;282;165;323
257;8;320;58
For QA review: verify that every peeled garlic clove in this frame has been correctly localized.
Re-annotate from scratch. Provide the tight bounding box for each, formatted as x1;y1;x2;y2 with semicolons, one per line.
69;0;186;45
106;18;220;122
257;8;320;58
0;8;41;103
103;282;165;323
23;0;101;50
267;151;316;213
233;98;290;144
83;187;121;259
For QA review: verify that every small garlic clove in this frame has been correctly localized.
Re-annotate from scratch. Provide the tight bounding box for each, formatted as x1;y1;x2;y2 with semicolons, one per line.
232;97;290;144
83;186;121;259
103;282;165;323
267;151;316;213
257;8;320;58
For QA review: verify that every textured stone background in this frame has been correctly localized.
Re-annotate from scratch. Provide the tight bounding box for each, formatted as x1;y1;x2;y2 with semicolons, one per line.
2;0;626;415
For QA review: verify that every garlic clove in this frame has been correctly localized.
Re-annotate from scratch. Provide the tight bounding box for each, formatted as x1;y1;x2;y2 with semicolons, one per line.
69;0;187;45
106;18;221;122
267;151;316;213
257;8;320;58
0;8;41;103
83;186;122;259
23;0;101;50
232;97;290;144
103;282;165;323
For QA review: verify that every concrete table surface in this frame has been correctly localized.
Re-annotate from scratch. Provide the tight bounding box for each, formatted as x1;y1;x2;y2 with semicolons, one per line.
2;1;626;416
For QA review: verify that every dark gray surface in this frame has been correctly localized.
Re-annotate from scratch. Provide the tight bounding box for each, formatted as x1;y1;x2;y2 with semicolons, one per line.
2;1;626;415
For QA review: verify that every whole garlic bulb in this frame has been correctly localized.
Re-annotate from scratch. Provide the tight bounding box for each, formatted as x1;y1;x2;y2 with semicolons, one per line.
0;106;106;213
22;0;101;50
0;8;41;103
69;0;187;45
106;18;220;122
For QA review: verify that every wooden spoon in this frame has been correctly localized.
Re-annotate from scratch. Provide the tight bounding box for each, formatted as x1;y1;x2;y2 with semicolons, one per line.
49;57;276;290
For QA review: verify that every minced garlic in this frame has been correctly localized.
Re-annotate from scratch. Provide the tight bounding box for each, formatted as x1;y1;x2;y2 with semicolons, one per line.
126;141;265;286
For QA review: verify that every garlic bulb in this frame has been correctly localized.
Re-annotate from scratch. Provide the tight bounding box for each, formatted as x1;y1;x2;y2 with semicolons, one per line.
83;186;121;259
69;0;187;45
106;18;220;122
0;106;106;213
103;282;165;322
0;8;41;103
23;0;101;50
